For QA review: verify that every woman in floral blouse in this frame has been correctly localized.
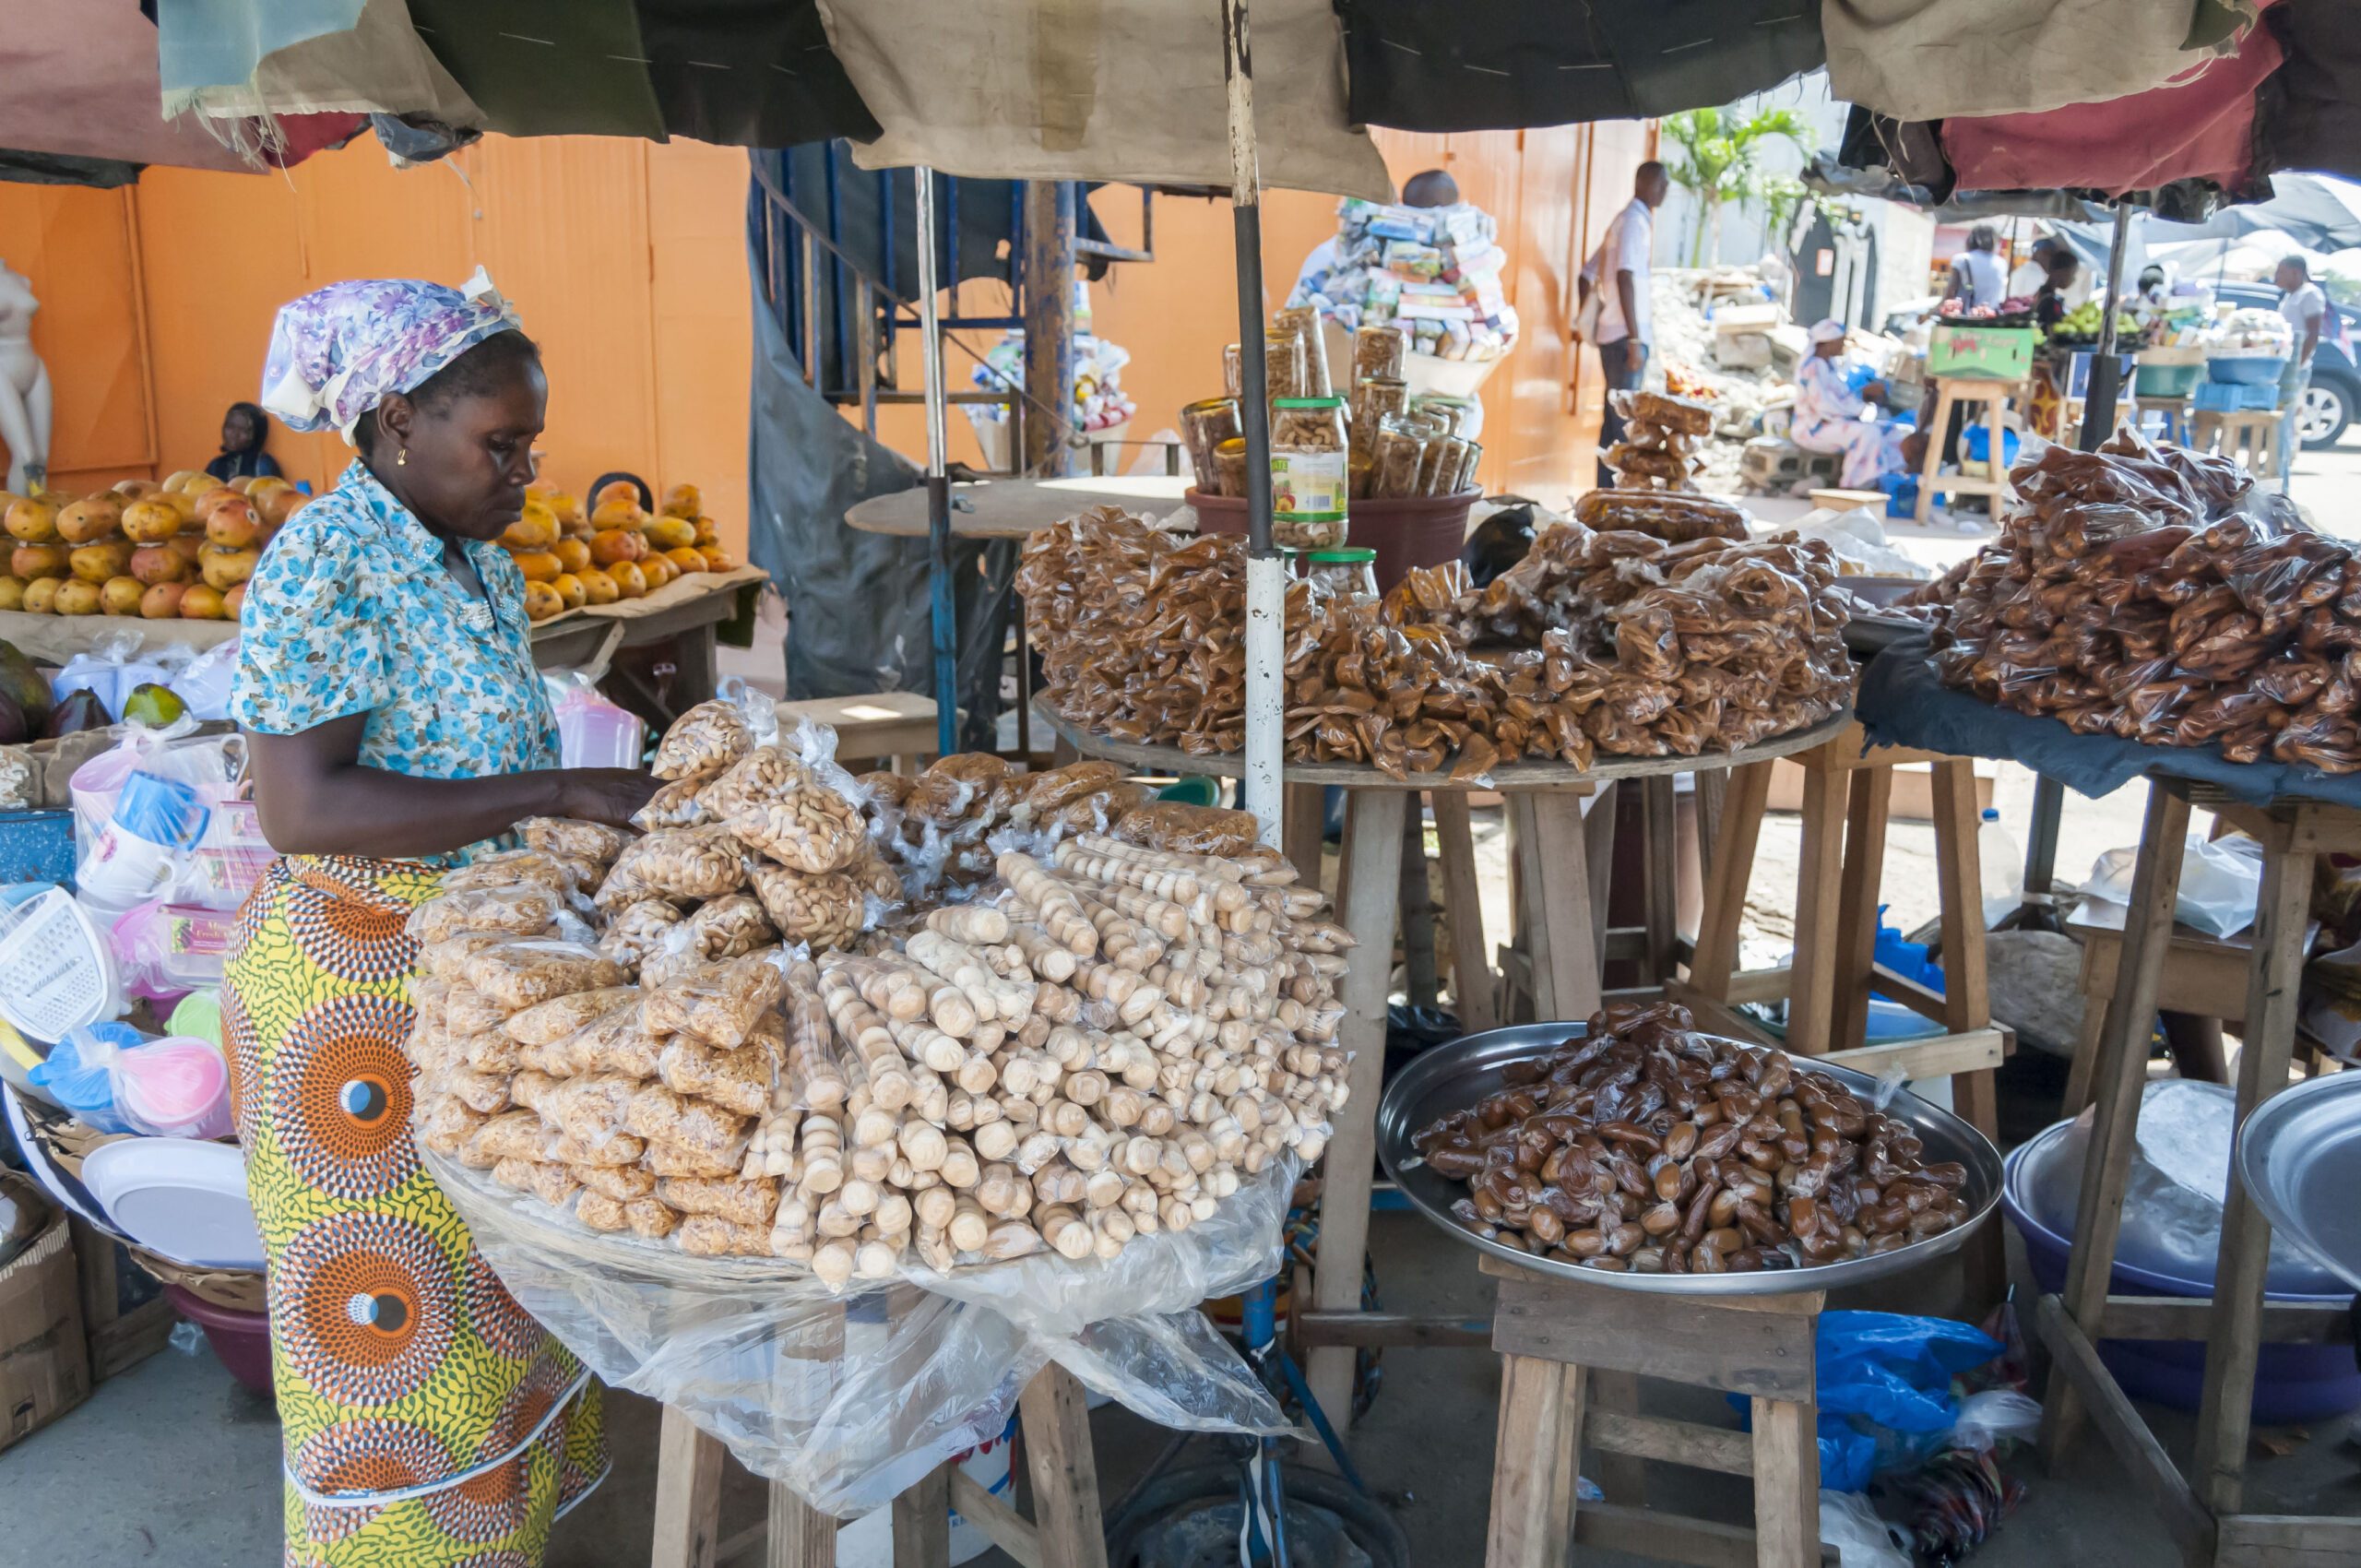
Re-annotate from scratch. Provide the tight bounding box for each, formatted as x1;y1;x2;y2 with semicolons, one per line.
226;272;655;1568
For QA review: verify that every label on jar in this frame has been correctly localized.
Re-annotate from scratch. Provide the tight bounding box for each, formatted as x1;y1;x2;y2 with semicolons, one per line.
1271;447;1348;524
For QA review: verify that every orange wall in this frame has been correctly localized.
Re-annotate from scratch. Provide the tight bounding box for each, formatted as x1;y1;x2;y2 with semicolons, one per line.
874;125;1651;508
0;135;753;550
3;121;1647;535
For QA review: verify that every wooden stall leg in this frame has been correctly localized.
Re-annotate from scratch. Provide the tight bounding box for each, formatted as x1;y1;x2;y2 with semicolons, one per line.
1691;768;1730;933
652;1406;730;1568
1689;762;1771;999
2191;827;2315;1517
1929;758;2004;1302
1432;790;1497;1035
1585;1369;1646;1506
886;1463;948;1568
1916;385;1957;524
1584;783;1619;978
1019;1363;1111;1568
1484;1355;1583;1568
2061;994;2108;1121
2040;782;2191;1463
1525;790;1604;1022
676;624;722;710
1284;782;1326;893
1400;799;1440;1008
1829;764;1894;1053
1786;750;1849;1055
1641;776;1680;985
771;1480;838;1568
1750;1396;1822;1568
1307;788;1406;1431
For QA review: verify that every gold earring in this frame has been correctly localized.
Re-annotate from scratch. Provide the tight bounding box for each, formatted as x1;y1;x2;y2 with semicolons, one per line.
397;447;408;467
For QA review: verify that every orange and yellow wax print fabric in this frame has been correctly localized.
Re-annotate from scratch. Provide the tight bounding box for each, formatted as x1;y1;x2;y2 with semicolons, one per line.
224;854;605;1567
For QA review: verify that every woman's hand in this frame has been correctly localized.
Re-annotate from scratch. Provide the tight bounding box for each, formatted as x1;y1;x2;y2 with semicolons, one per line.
559;767;662;828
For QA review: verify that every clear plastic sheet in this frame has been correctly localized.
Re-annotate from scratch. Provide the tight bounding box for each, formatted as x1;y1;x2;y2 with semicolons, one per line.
421;1146;1297;1515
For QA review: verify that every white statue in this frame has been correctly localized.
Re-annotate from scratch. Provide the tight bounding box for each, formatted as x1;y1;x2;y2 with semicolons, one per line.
0;262;53;495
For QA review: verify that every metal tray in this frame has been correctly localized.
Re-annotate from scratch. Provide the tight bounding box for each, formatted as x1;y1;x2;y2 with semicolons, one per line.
2234;1073;2361;1292
1375;1022;2005;1296
1838;576;1938;658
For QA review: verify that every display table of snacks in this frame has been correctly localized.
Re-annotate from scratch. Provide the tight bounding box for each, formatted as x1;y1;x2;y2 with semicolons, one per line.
527;563;767;722
1377;1013;2000;1568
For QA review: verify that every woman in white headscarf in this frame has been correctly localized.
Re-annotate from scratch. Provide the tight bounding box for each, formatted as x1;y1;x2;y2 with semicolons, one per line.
1788;319;1915;490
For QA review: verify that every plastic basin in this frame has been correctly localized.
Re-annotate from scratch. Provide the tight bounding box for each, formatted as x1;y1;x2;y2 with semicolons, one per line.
165;1282;274;1394
2208;355;2289;387
1189;488;1476;593
2000;1136;2361;1422
2134;362;2205;398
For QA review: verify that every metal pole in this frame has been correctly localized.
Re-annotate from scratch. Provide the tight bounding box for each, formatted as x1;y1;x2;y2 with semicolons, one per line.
916;167;959;757
1223;0;1283;848
2081;201;2134;449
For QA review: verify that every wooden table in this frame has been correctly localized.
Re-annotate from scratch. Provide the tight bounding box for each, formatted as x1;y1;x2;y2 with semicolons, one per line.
842;476;1192;538
1038;703;1856;1432
529;566;766;728
2037;778;2361;1568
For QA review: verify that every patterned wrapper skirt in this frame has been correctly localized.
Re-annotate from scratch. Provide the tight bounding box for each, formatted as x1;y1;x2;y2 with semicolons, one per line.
222;854;607;1568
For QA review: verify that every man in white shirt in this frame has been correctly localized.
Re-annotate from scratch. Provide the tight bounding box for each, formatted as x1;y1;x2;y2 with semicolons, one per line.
1577;160;1669;487
2277;255;2328;487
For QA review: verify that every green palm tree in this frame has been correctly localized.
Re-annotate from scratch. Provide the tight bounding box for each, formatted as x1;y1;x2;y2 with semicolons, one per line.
1660;107;1818;267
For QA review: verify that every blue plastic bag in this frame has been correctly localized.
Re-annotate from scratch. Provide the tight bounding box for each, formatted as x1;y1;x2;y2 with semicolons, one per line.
1738;1311;2004;1491
1964;424;2020;469
24;1019;146;1134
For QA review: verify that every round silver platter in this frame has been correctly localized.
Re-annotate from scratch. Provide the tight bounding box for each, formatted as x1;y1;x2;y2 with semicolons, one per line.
2233;1071;2361;1292
1375;1021;2005;1296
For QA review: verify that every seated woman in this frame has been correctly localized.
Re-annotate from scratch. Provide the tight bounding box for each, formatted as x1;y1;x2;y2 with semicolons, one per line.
205;399;283;483
1788;319;1915;491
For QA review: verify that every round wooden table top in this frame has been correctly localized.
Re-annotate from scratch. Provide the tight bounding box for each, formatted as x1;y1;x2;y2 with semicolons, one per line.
843;476;1192;539
1035;702;1855;791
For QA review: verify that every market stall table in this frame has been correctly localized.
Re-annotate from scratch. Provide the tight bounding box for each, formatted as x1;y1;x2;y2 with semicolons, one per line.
528;564;767;723
842;476;1192;539
1034;701;1857;1430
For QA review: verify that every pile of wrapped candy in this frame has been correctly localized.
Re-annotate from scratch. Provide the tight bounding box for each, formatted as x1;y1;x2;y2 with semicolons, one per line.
1602;389;1715;493
1926;431;2355;766
406;702;1354;1288
1287;197;1519;362
1018;502;1853;777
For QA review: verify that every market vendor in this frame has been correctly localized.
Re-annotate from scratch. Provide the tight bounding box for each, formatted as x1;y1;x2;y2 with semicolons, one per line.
225;271;656;1566
2034;246;2084;334
1789;318;1918;490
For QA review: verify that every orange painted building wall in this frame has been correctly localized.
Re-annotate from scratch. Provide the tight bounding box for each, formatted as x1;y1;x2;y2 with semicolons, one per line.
2;120;1648;540
0;135;753;550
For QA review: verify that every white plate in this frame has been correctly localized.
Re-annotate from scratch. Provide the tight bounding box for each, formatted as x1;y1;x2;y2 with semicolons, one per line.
79;1135;263;1271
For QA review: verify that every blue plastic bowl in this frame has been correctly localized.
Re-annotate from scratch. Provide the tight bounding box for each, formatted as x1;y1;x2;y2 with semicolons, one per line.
2001;1131;2361;1422
2208;354;2290;386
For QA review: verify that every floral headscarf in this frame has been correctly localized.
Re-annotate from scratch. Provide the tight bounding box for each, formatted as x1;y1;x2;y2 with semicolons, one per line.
259;267;524;443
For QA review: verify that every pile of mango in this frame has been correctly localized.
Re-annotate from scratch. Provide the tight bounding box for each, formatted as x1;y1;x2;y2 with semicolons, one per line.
503;480;737;622
0;469;307;620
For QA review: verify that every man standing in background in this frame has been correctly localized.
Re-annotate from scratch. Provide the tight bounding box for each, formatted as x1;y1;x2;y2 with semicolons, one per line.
2277;255;2328;490
1578;160;1668;489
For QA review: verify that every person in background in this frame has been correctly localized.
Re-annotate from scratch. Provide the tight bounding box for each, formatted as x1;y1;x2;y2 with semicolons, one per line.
2277;255;2328;488
2035;247;2085;334
1943;225;2009;309
206;399;282;483
1789;319;1916;490
2010;237;2091;311
1288;168;1460;305
1577;160;1669;487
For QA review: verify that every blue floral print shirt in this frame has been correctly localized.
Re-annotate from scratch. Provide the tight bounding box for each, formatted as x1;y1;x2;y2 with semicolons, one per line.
231;461;559;780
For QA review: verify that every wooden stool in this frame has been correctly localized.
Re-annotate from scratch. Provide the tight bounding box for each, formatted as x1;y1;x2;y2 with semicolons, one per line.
2190;410;2282;479
649;1362;1108;1568
774;691;957;774
2036;779;2360;1565
1914;376;2018;523
1480;1254;1825;1568
1669;727;2005;1301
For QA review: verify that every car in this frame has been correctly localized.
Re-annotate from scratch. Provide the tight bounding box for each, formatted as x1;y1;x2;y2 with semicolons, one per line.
2213;280;2359;449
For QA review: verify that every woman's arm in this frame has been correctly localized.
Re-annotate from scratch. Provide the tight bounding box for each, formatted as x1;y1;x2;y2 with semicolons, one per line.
248;714;656;859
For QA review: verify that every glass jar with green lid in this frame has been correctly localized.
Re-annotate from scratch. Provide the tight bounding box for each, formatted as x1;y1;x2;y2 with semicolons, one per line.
1303;547;1380;604
1271;396;1350;548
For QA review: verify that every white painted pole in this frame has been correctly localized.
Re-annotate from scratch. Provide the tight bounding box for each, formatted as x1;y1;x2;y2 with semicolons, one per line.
1221;0;1283;849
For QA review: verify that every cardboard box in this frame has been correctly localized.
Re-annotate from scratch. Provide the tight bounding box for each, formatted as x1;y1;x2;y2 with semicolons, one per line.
1927;324;2035;380
0;1172;89;1455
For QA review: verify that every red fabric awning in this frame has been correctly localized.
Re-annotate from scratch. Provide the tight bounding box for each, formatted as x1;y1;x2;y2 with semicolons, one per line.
1939;18;2284;197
